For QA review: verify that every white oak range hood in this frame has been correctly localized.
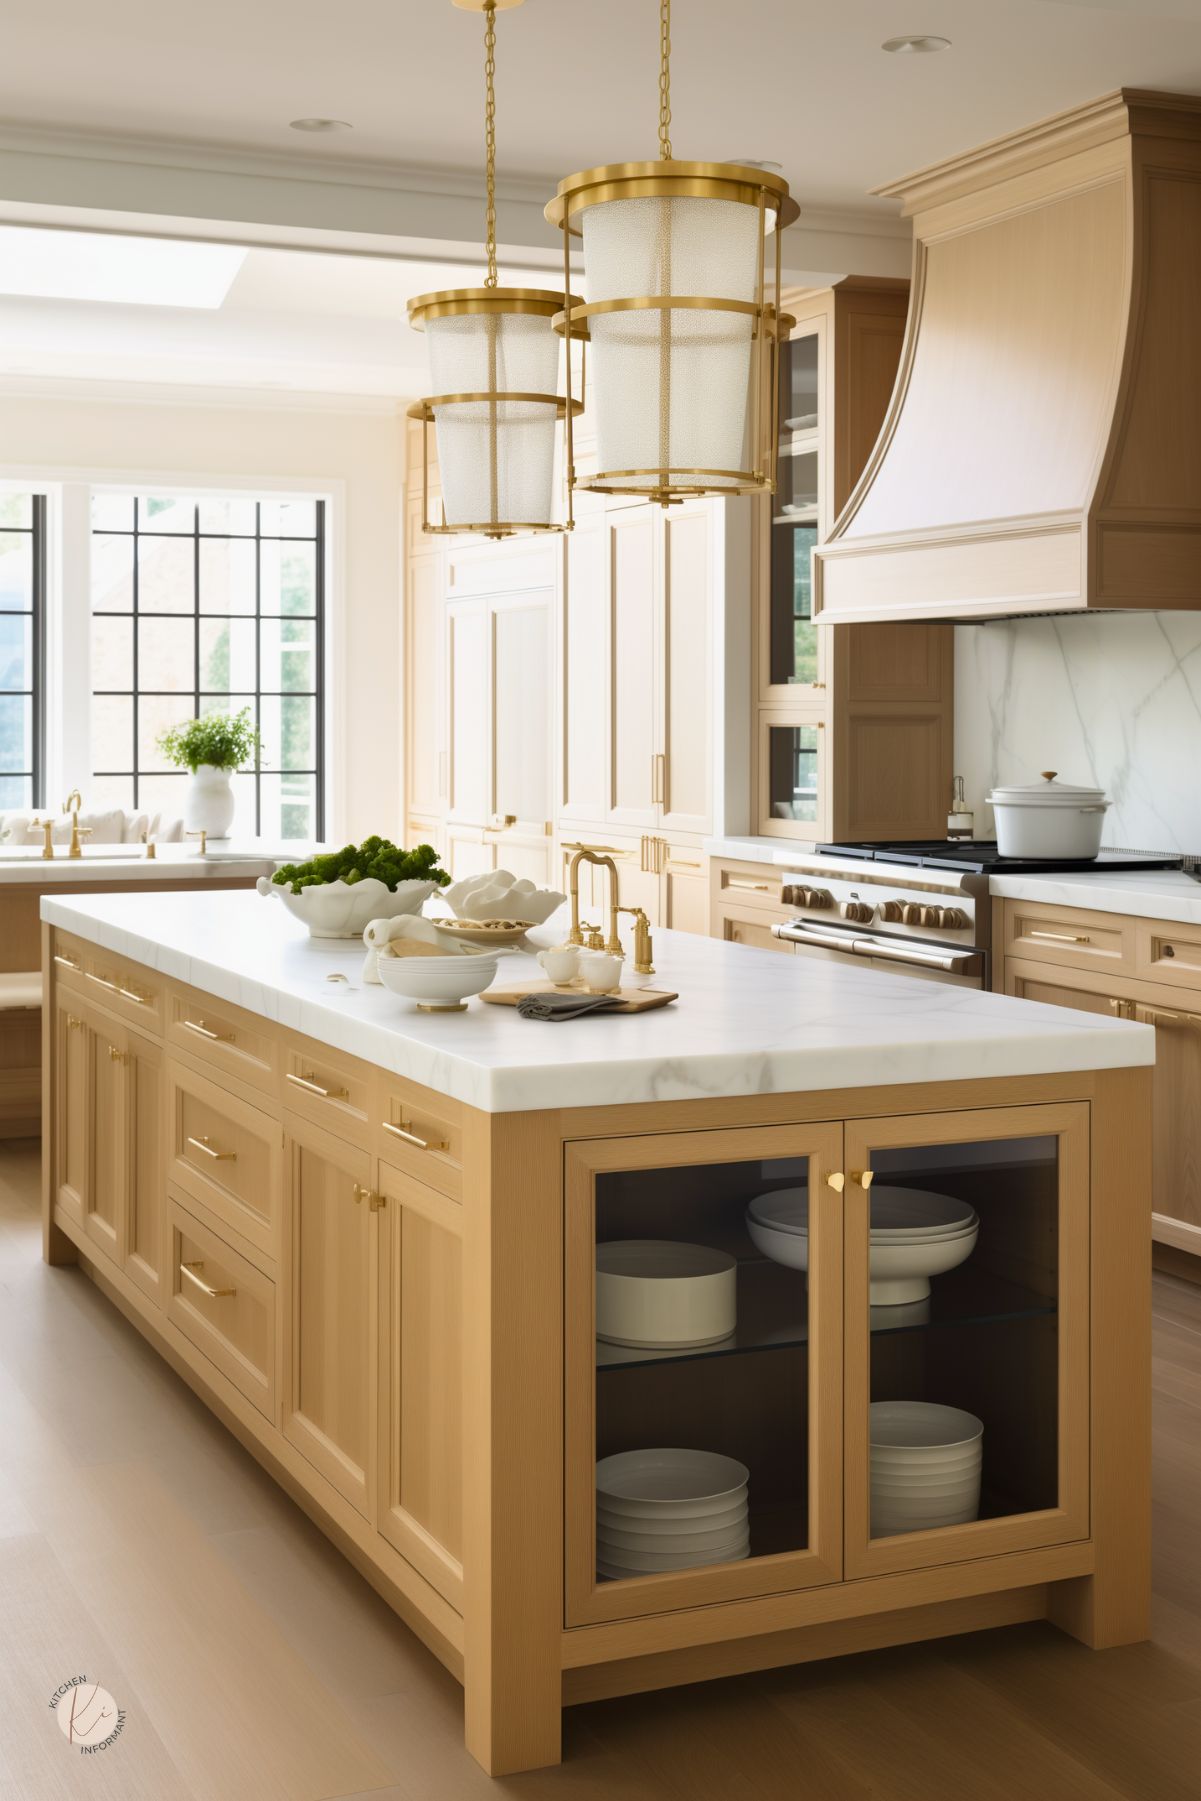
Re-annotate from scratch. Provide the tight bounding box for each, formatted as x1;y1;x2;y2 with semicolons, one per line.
814;90;1201;625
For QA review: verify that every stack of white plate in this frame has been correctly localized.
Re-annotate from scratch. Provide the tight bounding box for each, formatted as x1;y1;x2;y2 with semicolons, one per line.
870;1401;984;1538
595;1240;737;1349
745;1185;979;1304
595;1448;750;1580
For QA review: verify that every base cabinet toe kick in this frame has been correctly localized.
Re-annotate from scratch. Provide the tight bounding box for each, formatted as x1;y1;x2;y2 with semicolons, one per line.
42;921;1152;1775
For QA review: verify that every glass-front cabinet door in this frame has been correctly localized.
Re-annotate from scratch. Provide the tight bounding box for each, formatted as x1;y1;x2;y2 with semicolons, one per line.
760;716;827;835
761;325;825;702
564;1125;844;1625
842;1104;1090;1579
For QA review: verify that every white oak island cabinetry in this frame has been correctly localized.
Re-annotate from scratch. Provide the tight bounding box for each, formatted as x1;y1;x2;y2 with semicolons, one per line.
43;889;1153;1775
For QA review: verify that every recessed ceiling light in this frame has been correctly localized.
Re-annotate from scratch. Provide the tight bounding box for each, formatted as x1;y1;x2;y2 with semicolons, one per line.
288;118;353;133
882;34;951;53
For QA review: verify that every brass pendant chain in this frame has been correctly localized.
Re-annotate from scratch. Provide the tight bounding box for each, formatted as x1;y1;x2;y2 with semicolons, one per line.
658;0;672;160
483;0;498;287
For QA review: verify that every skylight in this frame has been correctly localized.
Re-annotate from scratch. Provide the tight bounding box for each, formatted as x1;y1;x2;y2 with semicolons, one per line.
0;228;248;309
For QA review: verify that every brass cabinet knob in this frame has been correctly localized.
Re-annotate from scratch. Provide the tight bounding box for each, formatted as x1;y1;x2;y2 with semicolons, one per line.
840;900;874;924
808;887;834;910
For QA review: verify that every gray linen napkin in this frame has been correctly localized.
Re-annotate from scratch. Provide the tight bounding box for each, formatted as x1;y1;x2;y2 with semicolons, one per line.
516;993;625;1021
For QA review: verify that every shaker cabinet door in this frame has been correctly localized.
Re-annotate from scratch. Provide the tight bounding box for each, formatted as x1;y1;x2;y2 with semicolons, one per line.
52;988;89;1226
84;1015;125;1264
607;507;659;830
283;1118;377;1519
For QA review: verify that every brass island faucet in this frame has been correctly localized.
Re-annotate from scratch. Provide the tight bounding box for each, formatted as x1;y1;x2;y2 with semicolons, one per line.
62;789;91;859
564;844;624;955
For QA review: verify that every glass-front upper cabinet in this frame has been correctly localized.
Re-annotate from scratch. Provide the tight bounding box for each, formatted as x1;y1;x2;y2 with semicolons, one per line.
766;328;823;696
761;718;825;832
564;1125;844;1626
842;1104;1090;1579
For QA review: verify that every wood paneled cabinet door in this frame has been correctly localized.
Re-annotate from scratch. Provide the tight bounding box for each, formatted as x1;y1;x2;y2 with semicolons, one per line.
283;1116;377;1520
83;1011;125;1264
490;586;552;839
123;1030;164;1303
842;1103;1090;1581
1133;1001;1201;1254
52;987;88;1226
564;1123;845;1627
376;1158;463;1608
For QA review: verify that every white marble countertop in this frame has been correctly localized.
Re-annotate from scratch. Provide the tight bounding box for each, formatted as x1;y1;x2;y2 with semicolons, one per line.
40;890;1152;1114
989;867;1201;927
0;838;312;885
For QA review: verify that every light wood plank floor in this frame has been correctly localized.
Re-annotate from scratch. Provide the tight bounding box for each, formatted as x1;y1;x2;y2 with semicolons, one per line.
3;1140;1199;1800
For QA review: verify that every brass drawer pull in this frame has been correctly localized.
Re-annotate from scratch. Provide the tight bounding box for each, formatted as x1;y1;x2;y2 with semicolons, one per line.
54;953;81;971
1028;929;1091;945
728;879;772;893
182;1018;233;1043
668;858;703;871
87;972;120;992
118;985;149;1005
352;1183;387;1211
186;1134;237;1163
383;1118;448;1153
1144;1008;1201;1031
287;1071;349;1101
107;1045;128;1064
180;1259;236;1299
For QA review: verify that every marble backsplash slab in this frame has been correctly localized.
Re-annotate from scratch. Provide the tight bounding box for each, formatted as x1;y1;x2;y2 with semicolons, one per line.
955;612;1201;856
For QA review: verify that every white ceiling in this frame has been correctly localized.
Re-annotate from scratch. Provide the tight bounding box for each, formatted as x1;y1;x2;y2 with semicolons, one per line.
2;0;1201;214
0;245;558;396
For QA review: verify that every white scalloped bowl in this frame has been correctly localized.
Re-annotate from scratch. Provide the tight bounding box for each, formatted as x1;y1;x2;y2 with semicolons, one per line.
376;948;499;1011
258;874;439;939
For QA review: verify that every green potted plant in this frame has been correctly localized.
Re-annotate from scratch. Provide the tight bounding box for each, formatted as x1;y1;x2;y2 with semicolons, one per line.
157;708;262;840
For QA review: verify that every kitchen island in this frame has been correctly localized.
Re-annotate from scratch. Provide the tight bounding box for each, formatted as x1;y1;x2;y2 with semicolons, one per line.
41;890;1153;1774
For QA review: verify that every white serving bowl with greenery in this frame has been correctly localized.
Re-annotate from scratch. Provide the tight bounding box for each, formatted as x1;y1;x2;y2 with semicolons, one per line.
259;838;450;940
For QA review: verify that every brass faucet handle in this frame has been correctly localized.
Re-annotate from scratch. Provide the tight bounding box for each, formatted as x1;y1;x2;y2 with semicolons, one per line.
141;829;157;860
68;824;92;858
32;818;55;860
186;829;208;857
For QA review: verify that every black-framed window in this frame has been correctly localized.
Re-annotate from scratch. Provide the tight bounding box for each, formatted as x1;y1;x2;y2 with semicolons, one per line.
90;493;325;839
0;492;46;810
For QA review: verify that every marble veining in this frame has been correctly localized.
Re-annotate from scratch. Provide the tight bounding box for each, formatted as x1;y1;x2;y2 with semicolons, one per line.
42;890;1151;1113
956;612;1201;855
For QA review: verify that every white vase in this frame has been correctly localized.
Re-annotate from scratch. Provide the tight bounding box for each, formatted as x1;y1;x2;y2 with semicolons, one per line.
184;764;236;840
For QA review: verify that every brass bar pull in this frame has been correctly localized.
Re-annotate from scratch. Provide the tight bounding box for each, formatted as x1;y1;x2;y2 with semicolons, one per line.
383;1118;448;1152
180;1260;236;1299
850;1170;875;1189
1028;929;1091;945
651;753;667;804
118;986;149;1005
186;1135;237;1163
728;880;771;893
182;1018;233;1043
54;953;81;971
825;1171;845;1193
668;858;702;871
1144;1008;1200;1030
107;1045;128;1064
87;972;119;992
286;1072;349;1101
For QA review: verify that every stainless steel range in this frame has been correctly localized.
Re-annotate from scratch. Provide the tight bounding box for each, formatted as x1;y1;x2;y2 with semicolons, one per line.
771;841;1183;988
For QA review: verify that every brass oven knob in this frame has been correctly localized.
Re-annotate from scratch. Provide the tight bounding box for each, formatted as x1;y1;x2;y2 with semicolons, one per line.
903;903;923;926
807;887;834;910
840;900;875;924
879;899;904;923
941;907;969;929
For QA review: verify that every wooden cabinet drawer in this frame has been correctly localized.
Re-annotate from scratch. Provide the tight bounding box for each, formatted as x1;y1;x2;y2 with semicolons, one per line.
282;1034;372;1145
82;950;162;1034
375;1078;463;1202
716;904;795;955
166;1058;282;1263
1003;901;1132;973
166;986;278;1098
167;1193;275;1420
712;860;785;913
50;931;91;991
1135;923;1201;990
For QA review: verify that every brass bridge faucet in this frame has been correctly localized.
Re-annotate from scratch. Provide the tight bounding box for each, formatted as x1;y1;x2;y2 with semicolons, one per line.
564;844;623;955
62;789;90;859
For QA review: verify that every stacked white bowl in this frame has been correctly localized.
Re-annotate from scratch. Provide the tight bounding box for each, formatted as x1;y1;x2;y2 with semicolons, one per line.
745;1184;979;1304
870;1401;984;1537
595;1240;737;1349
595;1448;750;1580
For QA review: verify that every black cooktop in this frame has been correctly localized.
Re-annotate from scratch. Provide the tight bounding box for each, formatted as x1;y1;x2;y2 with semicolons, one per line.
816;841;1185;876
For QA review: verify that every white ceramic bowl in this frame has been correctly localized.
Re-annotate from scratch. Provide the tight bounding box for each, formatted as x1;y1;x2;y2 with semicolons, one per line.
596;1448;749;1511
259;873;438;940
442;870;566;925
870;1494;980;1537
596;1536;750;1574
597;1517;748;1555
595;1240;737;1348
596;1498;747;1535
375;948;499;1012
748;1208;978;1304
749;1185;977;1240
870;1401;984;1451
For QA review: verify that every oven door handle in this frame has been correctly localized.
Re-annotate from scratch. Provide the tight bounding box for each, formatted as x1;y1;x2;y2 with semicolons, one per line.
772;924;861;954
775;922;981;977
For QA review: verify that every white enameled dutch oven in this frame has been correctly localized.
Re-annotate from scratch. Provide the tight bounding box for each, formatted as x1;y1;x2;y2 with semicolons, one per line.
986;770;1110;860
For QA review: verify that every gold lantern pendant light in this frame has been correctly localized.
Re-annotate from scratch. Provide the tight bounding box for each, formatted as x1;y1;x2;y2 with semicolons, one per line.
407;0;583;540
546;0;797;508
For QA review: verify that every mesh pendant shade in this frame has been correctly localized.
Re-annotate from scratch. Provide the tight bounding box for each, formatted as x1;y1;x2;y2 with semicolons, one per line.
546;162;798;505
407;288;583;539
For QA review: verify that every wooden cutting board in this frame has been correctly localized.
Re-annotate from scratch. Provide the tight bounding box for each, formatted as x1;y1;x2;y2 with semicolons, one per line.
481;980;678;1013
